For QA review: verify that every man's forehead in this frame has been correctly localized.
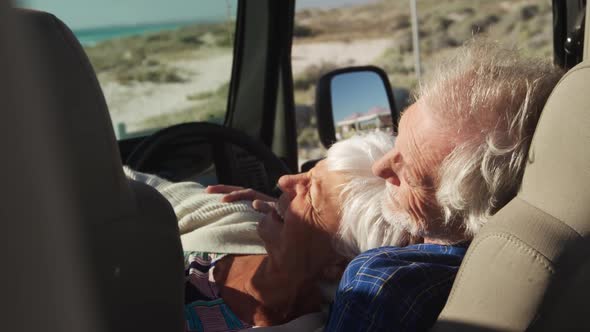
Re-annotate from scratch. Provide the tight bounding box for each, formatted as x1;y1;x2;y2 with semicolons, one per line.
397;105;411;127
398;103;422;134
405;101;458;167
402;101;442;136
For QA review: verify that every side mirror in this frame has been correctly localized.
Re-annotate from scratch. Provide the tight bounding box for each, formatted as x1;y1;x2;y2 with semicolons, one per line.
314;66;398;148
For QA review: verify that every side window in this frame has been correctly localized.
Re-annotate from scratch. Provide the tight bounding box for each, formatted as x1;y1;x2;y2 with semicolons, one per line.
18;0;237;140
416;1;553;65
293;0;552;167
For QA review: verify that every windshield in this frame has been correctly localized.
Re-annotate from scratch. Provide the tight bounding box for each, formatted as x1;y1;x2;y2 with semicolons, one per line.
293;0;552;167
18;0;237;140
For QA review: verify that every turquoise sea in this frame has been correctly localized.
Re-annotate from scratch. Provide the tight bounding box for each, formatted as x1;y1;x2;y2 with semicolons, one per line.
73;22;192;46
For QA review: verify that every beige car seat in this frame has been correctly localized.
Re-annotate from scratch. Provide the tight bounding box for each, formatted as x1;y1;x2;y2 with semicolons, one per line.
430;62;590;331
1;8;185;332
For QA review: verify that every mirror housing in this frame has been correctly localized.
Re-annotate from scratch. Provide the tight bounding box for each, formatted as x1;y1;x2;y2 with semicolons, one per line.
314;66;398;148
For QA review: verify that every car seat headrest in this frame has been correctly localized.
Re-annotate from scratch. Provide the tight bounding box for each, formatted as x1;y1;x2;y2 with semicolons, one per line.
15;8;134;220
519;61;590;237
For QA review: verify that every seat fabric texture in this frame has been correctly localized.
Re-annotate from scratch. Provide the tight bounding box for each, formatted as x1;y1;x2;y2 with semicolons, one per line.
431;61;590;332
13;9;185;332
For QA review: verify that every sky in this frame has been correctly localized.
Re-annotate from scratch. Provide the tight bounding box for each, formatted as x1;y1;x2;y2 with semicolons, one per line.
17;0;237;29
17;0;376;30
331;71;392;123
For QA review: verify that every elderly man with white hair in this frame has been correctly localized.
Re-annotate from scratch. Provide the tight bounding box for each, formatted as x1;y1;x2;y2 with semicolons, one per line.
323;41;564;331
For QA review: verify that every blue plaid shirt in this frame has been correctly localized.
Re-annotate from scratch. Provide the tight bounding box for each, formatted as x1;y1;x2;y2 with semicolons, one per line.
325;244;467;332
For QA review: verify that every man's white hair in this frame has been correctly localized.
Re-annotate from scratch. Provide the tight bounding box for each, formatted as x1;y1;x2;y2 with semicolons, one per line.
419;40;563;237
326;132;412;258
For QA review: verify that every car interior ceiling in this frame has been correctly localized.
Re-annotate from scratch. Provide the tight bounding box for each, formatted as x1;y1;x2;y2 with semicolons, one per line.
1;1;589;332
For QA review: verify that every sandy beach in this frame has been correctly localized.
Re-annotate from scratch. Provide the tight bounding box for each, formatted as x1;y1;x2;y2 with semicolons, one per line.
101;52;233;132
101;38;393;133
291;38;393;73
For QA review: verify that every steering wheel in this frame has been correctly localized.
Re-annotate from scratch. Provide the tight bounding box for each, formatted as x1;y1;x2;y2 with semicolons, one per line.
126;122;292;194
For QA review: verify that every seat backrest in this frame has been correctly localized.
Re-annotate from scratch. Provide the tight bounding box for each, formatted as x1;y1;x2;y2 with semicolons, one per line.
2;8;184;332
430;60;590;331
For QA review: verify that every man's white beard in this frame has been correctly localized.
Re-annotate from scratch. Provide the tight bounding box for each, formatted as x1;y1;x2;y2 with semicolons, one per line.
381;182;423;237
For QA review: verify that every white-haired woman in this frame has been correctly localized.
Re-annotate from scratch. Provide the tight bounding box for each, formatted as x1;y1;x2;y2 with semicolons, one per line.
126;132;415;331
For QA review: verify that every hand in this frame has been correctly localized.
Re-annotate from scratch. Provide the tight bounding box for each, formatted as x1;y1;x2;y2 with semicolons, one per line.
206;184;278;204
251;199;276;213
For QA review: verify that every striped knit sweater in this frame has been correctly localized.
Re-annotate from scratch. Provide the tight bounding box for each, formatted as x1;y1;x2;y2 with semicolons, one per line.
124;166;266;255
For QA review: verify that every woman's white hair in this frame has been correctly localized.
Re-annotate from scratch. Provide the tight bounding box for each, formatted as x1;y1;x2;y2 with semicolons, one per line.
419;39;563;237
326;132;412;258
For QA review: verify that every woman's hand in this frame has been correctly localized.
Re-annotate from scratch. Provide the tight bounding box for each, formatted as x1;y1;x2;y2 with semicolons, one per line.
206;184;278;204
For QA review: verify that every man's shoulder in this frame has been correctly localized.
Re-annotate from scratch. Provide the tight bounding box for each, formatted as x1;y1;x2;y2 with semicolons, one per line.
345;244;467;276
327;244;468;331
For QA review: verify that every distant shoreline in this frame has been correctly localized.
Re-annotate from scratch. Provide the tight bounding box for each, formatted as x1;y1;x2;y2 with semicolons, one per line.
74;17;224;34
74;19;225;46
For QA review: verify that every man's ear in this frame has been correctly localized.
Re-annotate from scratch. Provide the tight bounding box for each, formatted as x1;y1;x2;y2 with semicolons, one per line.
320;258;348;281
